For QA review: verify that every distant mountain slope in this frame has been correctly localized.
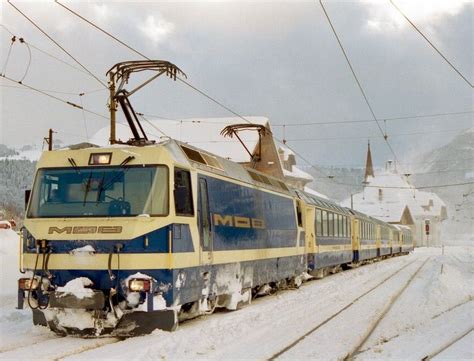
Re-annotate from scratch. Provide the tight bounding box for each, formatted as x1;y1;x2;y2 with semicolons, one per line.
412;128;473;240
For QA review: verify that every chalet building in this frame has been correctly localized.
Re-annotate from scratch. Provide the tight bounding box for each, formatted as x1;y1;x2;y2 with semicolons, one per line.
341;143;447;247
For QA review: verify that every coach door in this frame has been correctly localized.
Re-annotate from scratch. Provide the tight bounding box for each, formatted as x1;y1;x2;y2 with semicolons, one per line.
305;207;316;254
353;219;360;252
198;178;213;265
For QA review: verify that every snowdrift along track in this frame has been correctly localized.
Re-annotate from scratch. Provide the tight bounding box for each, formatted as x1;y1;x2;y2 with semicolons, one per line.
269;257;419;360
345;258;430;360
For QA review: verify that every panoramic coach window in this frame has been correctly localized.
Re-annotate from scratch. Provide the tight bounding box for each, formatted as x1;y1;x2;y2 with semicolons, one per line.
328;212;334;237
322;210;328;236
174;168;194;216
316;209;322;237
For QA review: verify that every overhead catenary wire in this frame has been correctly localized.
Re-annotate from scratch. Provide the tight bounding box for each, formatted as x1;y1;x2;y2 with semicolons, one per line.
318;0;400;165
389;0;473;88
271;110;474;127
1;73;108;120
50;1;471;191
7;0;107;88
283;127;471;142
53;1;266;126
52;1;341;184
1;24;99;77
0;82;105;96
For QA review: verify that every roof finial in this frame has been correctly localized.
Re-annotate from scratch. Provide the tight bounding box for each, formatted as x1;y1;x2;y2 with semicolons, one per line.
364;139;374;182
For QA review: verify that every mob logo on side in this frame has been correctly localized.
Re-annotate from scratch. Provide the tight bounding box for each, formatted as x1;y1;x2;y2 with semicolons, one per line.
213;214;265;229
48;226;123;234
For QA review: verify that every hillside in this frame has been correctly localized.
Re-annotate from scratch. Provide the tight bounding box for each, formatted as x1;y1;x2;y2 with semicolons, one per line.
411;128;473;240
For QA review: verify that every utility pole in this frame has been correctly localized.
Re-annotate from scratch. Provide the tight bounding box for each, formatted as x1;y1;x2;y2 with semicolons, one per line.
351;194;354;210
44;128;54;151
109;72;117;145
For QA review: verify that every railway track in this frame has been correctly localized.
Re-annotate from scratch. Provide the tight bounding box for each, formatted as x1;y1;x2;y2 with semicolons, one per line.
0;334;120;360
268;257;421;360
344;257;430;360
421;327;473;360
52;338;123;361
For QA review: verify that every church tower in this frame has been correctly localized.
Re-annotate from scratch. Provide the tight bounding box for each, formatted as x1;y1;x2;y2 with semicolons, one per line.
364;141;374;182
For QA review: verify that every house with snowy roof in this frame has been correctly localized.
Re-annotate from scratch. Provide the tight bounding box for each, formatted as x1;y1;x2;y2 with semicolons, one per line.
91;116;326;196
341;143;447;247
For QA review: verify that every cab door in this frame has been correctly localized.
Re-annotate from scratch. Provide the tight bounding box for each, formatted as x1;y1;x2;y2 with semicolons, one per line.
198;178;212;265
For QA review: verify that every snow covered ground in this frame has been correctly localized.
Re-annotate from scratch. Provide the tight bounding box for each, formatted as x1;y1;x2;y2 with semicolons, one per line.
0;229;472;360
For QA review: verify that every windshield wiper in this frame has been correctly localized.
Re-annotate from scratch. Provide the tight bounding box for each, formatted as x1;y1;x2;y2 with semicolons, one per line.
68;157;80;174
97;156;136;195
96;175;105;205
83;172;93;206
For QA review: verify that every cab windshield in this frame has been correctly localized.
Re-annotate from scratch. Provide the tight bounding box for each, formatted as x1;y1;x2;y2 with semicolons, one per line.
28;166;168;218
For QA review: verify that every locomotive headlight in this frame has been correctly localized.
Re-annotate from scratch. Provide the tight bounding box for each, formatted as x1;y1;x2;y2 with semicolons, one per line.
128;279;151;292
18;277;40;290
89;152;112;165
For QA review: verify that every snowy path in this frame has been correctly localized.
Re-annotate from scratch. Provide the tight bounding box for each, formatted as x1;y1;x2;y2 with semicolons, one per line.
1;230;472;361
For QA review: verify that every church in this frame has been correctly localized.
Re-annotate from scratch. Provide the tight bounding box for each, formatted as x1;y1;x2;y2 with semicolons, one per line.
341;143;447;247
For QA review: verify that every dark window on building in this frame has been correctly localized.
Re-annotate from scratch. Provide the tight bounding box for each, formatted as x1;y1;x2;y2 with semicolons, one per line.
174;168;194;216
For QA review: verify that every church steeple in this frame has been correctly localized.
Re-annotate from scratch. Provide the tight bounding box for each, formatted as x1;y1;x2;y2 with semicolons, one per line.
364;140;374;182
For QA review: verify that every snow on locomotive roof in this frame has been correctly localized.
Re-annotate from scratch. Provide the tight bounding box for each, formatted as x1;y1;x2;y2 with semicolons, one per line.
90;116;269;163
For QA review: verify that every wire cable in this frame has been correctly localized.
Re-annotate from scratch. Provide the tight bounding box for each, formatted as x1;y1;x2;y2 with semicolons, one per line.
1;23;103;77
139;114;169;138
272;110;474;127
1;73;108;120
389;0;473;88
7;0;107;88
79;94;89;141
52;0;466;192
19;39;32;82
318;0;400;165
54;1;258;126
1;36;15;76
55;0;149;60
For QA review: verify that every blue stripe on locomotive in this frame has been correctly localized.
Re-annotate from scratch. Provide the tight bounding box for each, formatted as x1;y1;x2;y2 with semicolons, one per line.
202;175;298;250
23;224;194;255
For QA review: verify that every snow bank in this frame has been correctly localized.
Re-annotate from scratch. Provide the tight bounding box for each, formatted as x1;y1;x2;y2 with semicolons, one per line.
0;229;21;296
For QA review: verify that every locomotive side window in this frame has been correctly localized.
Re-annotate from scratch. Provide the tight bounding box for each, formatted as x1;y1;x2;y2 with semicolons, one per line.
198;178;211;251
316;209;322;237
343;216;347;237
174;168;194;216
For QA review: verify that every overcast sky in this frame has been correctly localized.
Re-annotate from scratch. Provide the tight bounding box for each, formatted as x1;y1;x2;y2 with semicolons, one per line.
0;0;472;168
